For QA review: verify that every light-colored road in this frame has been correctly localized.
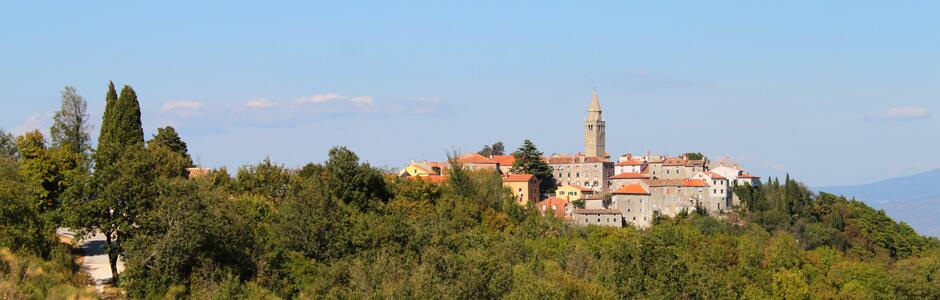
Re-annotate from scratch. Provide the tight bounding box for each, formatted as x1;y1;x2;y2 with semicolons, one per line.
57;228;125;293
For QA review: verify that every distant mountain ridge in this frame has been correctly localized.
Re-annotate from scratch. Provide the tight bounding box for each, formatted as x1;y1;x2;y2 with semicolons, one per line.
818;168;940;237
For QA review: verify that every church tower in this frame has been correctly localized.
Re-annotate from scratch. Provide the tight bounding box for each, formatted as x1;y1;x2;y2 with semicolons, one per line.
584;90;606;158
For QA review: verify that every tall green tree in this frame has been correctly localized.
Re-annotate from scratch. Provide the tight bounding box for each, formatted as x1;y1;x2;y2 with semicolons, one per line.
50;86;92;157
0;128;15;158
510;139;556;193
93;81;119;171
81;83;151;284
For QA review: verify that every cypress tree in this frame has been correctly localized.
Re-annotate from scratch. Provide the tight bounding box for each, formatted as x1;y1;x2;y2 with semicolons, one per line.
94;82;118;169
112;85;145;147
84;82;149;284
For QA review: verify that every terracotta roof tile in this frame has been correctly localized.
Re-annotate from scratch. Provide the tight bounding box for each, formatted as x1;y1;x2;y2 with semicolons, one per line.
613;184;650;195
502;174;536;182
491;155;516;165
610;172;650;180
458;153;497;164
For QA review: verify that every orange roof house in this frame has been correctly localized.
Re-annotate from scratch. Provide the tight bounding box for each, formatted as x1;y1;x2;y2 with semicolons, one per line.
502;174;540;205
613;184;650;195
537;197;570;219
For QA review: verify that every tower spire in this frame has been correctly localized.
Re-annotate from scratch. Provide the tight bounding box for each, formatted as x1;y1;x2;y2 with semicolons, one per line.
584;89;606;158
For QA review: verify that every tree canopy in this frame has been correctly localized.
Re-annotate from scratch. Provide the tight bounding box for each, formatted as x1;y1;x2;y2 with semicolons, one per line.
510;139;557;193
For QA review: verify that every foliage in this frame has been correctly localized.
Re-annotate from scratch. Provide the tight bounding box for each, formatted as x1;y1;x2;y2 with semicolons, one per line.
0;128;16;158
0;156;54;257
478;141;505;157
15;130;83;214
147;126;193;168
510;139;557;193
0;247;95;299
682;152;704;160
50;86;92;157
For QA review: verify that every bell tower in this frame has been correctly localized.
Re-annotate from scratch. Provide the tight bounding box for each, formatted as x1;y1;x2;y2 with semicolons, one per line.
584;90;605;158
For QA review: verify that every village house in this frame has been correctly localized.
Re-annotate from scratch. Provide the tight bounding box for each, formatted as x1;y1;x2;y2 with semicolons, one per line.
611;183;653;228
614;154;646;174
711;165;762;187
608;171;651;191
398;161;446;177
537;197;571;219
555;184;597;202
692;171;734;211
571;209;623;227
491;155;516;174
457;153;499;172
502;174;540;205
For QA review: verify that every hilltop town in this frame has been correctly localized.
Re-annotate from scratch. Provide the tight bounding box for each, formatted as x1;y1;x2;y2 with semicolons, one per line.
398;90;762;228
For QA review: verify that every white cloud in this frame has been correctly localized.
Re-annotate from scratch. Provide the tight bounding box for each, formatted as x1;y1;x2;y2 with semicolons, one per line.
869;106;931;121
245;98;275;109
162;100;204;112
349;96;374;108
295;93;374;108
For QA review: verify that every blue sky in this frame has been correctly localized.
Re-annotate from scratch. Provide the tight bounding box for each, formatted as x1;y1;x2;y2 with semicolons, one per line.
1;1;937;186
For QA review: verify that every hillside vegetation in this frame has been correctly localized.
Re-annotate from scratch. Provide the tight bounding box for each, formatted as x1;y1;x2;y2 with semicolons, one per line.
5;146;940;298
2;83;939;298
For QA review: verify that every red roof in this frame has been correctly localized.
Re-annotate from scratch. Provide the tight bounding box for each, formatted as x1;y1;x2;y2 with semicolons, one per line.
737;173;760;179
491;155;516;165
458;153;497;164
610;172;650;180
502;174;536;183
613;184;650;195
682;179;707;187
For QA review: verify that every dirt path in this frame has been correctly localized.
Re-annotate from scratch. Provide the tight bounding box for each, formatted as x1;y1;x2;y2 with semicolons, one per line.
56;228;126;294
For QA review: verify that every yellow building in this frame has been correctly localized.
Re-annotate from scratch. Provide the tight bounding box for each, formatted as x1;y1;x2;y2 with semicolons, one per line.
502;174;540;205
555;184;596;202
398;161;445;177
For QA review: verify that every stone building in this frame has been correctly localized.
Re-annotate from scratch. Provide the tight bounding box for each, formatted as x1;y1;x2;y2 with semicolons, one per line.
571;209;623;227
549;155;614;191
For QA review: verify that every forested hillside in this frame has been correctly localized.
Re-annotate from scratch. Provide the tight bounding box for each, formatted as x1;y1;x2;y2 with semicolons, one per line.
2;83;940;298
